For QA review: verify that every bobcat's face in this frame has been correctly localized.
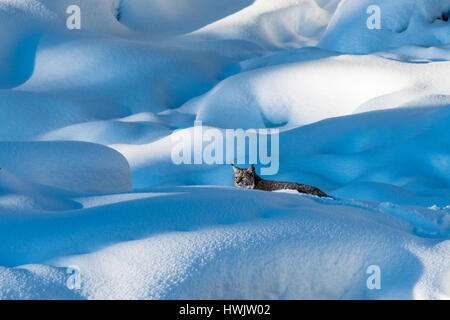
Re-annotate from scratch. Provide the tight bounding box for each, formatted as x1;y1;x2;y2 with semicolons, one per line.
232;164;257;189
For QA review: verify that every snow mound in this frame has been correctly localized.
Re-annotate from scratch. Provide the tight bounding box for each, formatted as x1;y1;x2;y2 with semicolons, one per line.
0;141;132;194
18;36;236;114
319;0;450;53
277;105;450;207
188;0;339;50
117;0;255;38
0;187;448;299
0;90;130;140
181;54;450;128
0;168;81;211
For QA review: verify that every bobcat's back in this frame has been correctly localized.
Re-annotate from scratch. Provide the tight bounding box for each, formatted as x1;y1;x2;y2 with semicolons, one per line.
256;180;328;197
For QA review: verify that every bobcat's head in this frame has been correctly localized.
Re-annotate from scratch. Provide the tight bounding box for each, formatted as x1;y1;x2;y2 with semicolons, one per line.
232;164;258;189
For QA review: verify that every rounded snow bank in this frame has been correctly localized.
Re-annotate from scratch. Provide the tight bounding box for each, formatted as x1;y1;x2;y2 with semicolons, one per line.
0;187;448;299
0;90;130;141
190;0;338;49
187;0;450;53
117;0;255;37
0;141;132;194
182;54;419;129
0;168;82;211
319;0;450;53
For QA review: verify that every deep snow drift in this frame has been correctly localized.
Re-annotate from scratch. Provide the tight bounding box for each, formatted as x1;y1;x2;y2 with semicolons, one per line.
0;0;449;299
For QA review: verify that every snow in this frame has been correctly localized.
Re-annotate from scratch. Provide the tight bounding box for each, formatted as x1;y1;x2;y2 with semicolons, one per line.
0;141;132;193
1;187;448;299
0;0;449;299
319;0;450;53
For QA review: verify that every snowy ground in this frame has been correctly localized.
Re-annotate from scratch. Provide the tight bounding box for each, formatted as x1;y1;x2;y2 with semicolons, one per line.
0;0;449;299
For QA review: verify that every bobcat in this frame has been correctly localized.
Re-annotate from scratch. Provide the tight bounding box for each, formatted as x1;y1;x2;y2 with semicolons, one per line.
232;164;328;197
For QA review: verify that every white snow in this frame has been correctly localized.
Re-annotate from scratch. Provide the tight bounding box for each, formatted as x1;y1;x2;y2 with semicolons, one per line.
0;141;132;193
0;0;449;299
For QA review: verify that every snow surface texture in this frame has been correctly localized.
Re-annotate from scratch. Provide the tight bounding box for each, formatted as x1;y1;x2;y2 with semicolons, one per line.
0;0;449;299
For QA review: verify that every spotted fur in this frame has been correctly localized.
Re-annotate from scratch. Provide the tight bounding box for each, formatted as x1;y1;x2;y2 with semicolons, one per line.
232;164;328;197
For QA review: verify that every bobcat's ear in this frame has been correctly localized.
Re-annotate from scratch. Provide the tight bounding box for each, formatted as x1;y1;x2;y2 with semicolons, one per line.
231;164;240;173
247;164;255;173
